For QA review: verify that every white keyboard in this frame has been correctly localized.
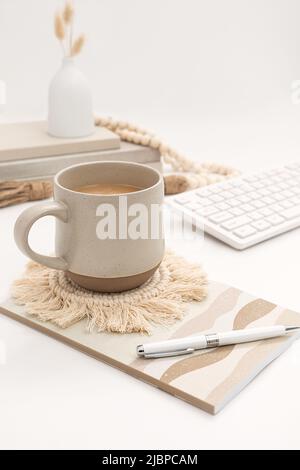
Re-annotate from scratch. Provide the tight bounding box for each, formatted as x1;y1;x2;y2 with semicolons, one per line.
167;162;300;249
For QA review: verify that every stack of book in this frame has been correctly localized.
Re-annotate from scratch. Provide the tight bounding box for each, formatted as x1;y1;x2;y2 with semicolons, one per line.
0;121;162;180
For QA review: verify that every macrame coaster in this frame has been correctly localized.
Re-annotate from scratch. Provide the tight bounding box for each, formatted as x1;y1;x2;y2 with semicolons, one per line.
12;251;207;334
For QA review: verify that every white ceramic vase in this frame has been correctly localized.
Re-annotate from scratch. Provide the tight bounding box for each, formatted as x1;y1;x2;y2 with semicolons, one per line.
48;57;94;138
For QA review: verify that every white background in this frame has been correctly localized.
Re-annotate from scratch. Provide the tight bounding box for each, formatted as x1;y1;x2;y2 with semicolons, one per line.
1;0;300;450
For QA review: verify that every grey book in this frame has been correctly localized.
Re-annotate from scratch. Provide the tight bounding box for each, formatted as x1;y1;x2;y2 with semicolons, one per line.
0;142;162;180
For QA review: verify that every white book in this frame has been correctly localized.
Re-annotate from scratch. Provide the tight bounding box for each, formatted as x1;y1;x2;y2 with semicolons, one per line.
0;121;120;162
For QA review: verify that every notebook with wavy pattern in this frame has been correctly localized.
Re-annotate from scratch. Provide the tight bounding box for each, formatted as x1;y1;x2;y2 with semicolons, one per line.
1;280;300;414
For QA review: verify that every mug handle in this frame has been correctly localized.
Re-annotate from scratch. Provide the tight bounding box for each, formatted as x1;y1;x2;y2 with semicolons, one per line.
14;201;69;271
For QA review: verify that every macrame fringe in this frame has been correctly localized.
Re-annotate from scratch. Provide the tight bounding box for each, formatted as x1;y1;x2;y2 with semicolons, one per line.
12;251;207;334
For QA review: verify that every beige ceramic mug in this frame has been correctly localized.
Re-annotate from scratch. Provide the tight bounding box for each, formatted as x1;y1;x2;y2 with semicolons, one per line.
14;161;165;292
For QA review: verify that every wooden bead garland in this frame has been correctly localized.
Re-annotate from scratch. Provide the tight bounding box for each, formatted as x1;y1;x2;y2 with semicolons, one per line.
0;117;240;209
95;116;239;194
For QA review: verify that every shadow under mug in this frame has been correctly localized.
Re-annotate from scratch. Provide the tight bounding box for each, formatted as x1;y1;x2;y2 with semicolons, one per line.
14;161;165;292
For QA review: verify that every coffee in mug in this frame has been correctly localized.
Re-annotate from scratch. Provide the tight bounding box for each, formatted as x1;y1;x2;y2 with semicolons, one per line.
75;183;141;195
14;161;165;293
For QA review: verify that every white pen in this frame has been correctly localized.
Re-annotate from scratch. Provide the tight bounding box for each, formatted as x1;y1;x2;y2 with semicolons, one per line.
136;325;300;359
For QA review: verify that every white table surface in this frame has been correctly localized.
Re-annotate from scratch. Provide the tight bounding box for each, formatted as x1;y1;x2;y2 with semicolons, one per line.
1;118;300;450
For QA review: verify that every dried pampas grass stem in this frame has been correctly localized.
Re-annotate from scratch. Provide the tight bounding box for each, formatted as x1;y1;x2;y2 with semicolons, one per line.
63;1;74;56
54;13;65;40
54;13;65;56
54;1;85;58
63;1;74;24
71;35;85;56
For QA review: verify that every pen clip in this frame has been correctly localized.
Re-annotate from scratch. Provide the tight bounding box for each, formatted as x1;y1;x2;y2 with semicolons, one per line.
144;347;195;359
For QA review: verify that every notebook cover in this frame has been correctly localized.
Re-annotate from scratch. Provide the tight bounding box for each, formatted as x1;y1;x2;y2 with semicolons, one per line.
1;280;299;414
0;121;120;162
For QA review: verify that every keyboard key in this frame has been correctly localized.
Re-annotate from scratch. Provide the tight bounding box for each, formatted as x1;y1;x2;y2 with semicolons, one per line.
257;188;271;196
220;183;233;190
195;188;211;197
279;171;292;180
289;178;298;188
209;194;223;203
252;182;265;189
209;211;233;224
257;172;269;180
272;193;285;202
280;200;293;209
252;200;265;209
261;196;274;205
227;199;241;207
238;195;251;203
239;184;253;193
281;206;300;220
259;207;273;217
277;182;290;190
291;187;300;195
194;198;212;207
261;177;272;187
268;184;281;194
230;188;244;196
269;203;284;212
187;202;202;211
230;208;244;216
197;206;218;216
266;214;285;226
240;203;255;212
251;220;271;231
230;180;243;187
290;196;300;205
216;202;230;211
233;225;257;238
221;215;252;231
244;176;258;183
219;191;234;199
209;186;223;194
248;191;261;200
248;211;263;221
270;176;283;183
281;189;294;198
